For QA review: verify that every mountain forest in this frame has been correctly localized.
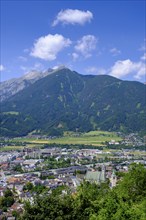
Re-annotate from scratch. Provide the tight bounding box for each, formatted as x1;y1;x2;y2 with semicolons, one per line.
1;68;145;137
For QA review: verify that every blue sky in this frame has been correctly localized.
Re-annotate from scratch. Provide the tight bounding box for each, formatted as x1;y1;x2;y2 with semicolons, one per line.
1;0;145;82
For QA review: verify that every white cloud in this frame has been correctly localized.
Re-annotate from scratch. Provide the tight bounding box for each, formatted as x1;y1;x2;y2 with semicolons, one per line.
109;60;133;78
20;66;28;72
52;9;93;26
30;34;72;61
20;63;44;72
141;53;146;61
72;52;79;61
133;63;145;80
33;62;44;70
18;56;27;62
139;39;146;51
52;65;60;70
74;35;97;58
23;48;29;53
52;65;67;70
86;67;106;75
0;65;5;71
86;67;98;74
109;59;145;80
139;45;145;51
96;68;106;75
110;47;121;56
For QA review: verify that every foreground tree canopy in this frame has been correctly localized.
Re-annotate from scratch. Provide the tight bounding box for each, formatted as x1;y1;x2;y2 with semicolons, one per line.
20;163;146;220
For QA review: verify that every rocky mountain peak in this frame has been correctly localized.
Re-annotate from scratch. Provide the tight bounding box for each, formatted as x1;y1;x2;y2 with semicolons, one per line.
0;68;54;102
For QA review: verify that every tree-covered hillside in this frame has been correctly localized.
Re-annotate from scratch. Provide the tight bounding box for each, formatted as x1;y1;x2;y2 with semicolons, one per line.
1;68;146;137
19;164;146;220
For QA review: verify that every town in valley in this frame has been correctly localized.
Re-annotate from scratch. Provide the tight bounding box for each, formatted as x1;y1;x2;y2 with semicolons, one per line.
0;131;145;219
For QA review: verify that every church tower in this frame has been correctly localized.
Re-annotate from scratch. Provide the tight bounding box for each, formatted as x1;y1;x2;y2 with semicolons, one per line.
110;170;117;188
0;169;7;187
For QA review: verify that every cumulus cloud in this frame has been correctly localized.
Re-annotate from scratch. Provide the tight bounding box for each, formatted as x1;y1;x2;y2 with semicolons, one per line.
52;65;60;70
109;60;133;78
86;67;106;75
141;53;146;61
139;45;145;51
30;34;72;61
109;59;145;80
86;67;98;74
0;65;5;71
23;48;29;53
18;56;27;62
74;35;97;58
139;39;146;51
52;65;67;70
133;63;146;80
20;63;44;72
20;66;28;72
72;52;79;61
33;62;44;70
110;47;121;56
97;68;107;75
84;55;145;80
52;9;93;26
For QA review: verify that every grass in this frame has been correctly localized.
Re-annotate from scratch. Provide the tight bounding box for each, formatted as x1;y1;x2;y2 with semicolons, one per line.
83;130;112;136
12;131;122;147
0;146;23;151
0;144;43;151
2;111;19;115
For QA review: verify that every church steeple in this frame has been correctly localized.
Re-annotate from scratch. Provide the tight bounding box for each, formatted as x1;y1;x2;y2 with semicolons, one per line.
110;170;117;188
0;169;7;187
100;165;106;182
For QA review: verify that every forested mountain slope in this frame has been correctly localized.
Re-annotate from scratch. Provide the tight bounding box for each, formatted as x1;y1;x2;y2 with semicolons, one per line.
1;68;145;137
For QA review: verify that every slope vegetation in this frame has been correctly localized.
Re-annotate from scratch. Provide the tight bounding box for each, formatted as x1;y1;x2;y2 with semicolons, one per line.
1;68;145;137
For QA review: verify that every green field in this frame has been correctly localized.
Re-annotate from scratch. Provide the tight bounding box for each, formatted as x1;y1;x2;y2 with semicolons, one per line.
0;146;24;151
2;111;19;115
12;131;122;146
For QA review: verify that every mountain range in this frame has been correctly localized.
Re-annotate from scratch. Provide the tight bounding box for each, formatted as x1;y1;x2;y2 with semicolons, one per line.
0;67;146;137
0;68;56;102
